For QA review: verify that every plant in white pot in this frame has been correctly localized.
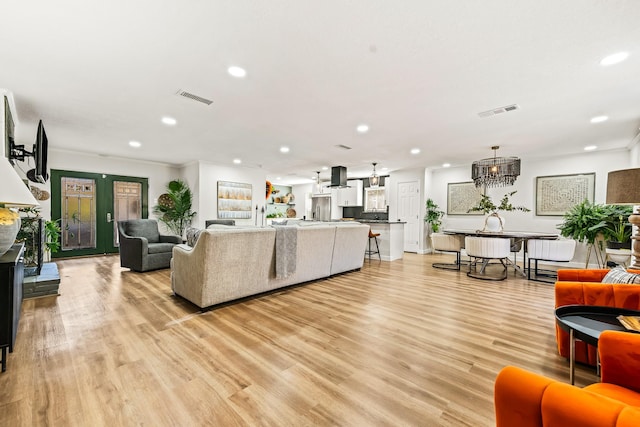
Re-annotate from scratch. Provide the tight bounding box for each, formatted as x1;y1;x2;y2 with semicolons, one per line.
468;191;530;232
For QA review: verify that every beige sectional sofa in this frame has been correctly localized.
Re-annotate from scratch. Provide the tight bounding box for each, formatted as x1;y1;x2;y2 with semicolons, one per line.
170;222;369;308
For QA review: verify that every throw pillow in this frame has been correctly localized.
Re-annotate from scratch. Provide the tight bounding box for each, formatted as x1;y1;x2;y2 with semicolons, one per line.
185;227;203;247
601;266;640;284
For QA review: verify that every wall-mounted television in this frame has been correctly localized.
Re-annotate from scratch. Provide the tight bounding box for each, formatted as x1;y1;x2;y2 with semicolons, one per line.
9;119;49;183
31;120;48;183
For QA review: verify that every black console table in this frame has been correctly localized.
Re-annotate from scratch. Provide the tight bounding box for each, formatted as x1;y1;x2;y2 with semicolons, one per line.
0;244;25;372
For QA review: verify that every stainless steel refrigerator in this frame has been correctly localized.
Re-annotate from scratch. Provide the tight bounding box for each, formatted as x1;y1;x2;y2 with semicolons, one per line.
311;194;331;221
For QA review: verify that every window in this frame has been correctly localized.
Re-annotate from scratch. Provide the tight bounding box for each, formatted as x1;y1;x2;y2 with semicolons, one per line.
364;187;387;212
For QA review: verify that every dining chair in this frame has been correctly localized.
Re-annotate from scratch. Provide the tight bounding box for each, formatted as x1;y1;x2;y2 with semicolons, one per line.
465;236;512;280
431;232;466;270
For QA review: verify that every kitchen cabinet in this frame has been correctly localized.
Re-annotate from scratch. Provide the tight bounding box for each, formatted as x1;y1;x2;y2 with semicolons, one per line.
337;180;363;207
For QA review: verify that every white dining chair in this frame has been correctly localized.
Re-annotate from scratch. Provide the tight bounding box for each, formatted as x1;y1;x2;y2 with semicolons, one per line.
431;233;466;270
526;239;576;282
465;236;512;280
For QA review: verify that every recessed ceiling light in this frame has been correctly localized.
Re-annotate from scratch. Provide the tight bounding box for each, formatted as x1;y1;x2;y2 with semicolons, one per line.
590;115;609;123
356;124;369;134
321;166;328;170
600;52;629;66
381;167;388;171
161;116;177;126
276;177;281;180
411;148;421;155
228;66;247;78
233;158;242;164
129;141;141;148
584;145;598;151
442;163;451;168
280;146;290;153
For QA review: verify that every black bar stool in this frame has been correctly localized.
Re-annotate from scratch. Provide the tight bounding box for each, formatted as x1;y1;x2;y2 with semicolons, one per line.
365;229;381;261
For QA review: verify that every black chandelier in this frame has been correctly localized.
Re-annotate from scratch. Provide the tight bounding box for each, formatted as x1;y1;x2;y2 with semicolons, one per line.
471;146;520;188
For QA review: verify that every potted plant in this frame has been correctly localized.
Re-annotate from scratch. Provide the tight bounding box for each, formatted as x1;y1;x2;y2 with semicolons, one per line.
424;199;445;233
153;179;197;238
589;205;633;250
468;191;530;231
557;199;608;267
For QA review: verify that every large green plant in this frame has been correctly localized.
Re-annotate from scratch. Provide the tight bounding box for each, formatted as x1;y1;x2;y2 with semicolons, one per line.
557;199;608;267
424;199;445;233
588;204;633;245
153;179;196;237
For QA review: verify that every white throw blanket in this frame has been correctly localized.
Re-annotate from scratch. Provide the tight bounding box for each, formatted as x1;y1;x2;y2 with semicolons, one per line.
274;225;297;279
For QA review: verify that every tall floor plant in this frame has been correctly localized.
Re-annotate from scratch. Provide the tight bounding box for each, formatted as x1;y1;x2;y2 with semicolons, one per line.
153;179;196;237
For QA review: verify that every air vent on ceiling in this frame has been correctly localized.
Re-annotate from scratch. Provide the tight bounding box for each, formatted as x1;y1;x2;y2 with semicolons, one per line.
176;89;213;106
335;144;352;150
478;104;520;118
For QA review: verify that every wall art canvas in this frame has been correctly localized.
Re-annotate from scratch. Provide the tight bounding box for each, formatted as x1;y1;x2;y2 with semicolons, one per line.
217;181;252;219
536;172;595;216
447;181;484;215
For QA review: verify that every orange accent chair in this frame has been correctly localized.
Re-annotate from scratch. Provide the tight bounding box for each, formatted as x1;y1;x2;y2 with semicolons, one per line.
555;268;640;366
495;330;640;427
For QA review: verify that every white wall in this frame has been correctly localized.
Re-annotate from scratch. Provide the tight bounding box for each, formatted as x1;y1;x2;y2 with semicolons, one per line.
291;183;313;219
193;161;267;228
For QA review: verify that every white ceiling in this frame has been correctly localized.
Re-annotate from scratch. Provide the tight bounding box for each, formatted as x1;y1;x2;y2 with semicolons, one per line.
2;1;639;185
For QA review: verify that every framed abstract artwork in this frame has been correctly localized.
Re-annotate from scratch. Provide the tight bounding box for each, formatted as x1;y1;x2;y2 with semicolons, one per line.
535;173;595;216
217;181;252;219
447;181;484;215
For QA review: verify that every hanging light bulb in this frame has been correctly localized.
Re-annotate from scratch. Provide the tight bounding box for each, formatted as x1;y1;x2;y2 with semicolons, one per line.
369;162;380;188
315;171;322;194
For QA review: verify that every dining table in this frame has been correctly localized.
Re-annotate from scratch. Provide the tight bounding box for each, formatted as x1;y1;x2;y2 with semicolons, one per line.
442;229;559;277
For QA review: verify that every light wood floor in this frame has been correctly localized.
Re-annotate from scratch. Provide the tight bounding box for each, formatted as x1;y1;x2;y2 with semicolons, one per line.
0;253;597;426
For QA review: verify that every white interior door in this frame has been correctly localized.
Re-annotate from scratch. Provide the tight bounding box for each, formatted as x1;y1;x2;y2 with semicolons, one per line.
398;180;420;252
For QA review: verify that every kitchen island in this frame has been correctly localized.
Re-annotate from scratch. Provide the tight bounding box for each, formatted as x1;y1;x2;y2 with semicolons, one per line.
357;220;405;261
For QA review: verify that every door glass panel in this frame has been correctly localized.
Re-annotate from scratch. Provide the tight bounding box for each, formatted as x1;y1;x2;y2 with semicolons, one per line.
61;177;96;250
113;181;142;246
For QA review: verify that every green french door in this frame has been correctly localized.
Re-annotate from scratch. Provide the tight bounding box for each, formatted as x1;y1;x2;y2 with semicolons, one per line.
50;170;148;258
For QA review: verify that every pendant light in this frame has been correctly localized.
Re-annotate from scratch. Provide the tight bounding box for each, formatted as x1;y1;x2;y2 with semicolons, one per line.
471;146;521;188
369;162;380;188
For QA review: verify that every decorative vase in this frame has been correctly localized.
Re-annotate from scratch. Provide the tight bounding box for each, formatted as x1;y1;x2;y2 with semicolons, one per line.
0;209;21;257
484;212;504;232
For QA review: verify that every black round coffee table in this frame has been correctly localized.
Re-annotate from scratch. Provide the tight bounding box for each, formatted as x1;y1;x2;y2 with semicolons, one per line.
555;305;640;384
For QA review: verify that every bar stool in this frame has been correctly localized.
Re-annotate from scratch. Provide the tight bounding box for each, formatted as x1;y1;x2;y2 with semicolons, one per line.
365;229;381;261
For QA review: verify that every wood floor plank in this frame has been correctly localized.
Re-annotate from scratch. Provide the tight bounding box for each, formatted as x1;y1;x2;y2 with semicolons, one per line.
0;253;598;426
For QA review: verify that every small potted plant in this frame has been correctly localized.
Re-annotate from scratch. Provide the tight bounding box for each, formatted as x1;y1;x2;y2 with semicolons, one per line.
589;204;633;250
424;199;445;233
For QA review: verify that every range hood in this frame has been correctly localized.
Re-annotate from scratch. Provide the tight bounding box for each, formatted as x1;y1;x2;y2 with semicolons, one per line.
330;166;347;187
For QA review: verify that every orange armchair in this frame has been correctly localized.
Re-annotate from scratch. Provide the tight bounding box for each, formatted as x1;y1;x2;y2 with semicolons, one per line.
555;268;640;365
495;330;640;427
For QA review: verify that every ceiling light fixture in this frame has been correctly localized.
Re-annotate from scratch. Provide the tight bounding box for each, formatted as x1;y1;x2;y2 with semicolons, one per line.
600;52;629;66
228;66;247;78
129;141;141;148
315;171;322;193
369;162;380;188
161;116;177;126
471;145;521;188
280;146;290;153
590;115;609;123
442;163;451;168
233;159;242;164
584;145;598;151
411;148;421;155
356;124;369;134
321;166;328;171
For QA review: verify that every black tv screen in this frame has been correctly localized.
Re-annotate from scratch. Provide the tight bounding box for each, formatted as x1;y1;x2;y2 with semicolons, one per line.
33;120;48;183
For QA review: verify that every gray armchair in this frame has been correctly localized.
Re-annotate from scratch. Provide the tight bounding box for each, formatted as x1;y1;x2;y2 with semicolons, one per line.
117;219;182;272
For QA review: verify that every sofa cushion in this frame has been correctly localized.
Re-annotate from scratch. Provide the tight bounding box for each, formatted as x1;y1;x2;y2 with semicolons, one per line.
148;242;176;254
602;267;640;284
185;227;203;247
124;220;160;243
